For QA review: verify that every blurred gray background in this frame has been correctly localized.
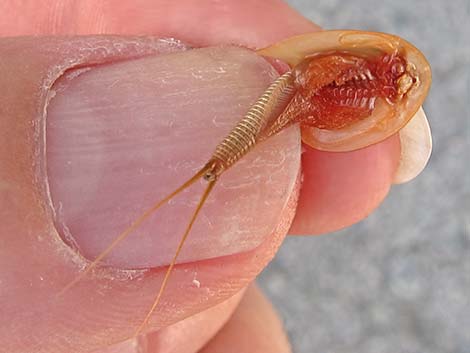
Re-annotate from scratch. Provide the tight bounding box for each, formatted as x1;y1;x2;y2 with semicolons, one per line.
258;1;469;352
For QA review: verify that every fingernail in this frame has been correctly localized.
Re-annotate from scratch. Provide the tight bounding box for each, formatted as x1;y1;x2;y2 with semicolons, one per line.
393;108;432;184
46;46;300;269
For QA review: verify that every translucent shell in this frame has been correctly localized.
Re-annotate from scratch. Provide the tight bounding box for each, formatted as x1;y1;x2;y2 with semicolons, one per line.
257;30;432;152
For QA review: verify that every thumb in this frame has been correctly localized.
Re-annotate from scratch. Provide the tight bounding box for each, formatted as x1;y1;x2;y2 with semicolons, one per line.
0;37;299;352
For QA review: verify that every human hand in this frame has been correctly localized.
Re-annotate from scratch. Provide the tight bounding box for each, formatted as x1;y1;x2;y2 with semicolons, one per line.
0;1;431;352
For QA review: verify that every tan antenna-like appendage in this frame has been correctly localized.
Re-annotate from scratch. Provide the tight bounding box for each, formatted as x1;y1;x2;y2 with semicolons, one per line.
133;178;216;337
58;164;212;296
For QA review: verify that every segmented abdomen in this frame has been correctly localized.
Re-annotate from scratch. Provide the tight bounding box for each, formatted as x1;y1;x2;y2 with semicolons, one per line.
208;71;295;177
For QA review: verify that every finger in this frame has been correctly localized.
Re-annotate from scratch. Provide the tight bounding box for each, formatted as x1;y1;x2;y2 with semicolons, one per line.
289;134;401;235
0;36;299;353
0;0;318;48
94;290;244;353
1;2;311;352
199;284;292;353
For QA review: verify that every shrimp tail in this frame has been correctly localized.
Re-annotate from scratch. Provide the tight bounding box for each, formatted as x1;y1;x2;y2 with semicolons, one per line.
58;163;214;297
133;177;217;337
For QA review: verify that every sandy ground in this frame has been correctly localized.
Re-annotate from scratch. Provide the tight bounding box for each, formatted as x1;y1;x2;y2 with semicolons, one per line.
258;1;470;352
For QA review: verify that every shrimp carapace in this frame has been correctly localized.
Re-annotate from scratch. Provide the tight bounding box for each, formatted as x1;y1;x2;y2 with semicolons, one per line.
259;30;431;151
289;52;413;130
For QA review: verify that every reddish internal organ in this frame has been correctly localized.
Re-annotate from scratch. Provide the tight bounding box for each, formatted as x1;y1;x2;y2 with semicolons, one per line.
293;52;408;129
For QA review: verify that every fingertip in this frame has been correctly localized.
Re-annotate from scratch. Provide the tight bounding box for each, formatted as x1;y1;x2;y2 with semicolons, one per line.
290;134;401;235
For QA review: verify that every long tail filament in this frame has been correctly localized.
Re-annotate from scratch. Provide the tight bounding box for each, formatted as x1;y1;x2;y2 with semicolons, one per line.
58;164;212;296
133;178;216;337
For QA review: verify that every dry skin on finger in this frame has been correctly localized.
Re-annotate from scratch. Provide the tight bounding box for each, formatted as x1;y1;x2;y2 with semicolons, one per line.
59;30;431;340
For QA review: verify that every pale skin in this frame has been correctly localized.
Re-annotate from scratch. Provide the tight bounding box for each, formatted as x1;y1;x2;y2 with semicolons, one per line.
0;1;415;352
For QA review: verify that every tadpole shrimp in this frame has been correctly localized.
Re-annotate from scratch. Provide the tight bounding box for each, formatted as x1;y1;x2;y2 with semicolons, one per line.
60;30;431;337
